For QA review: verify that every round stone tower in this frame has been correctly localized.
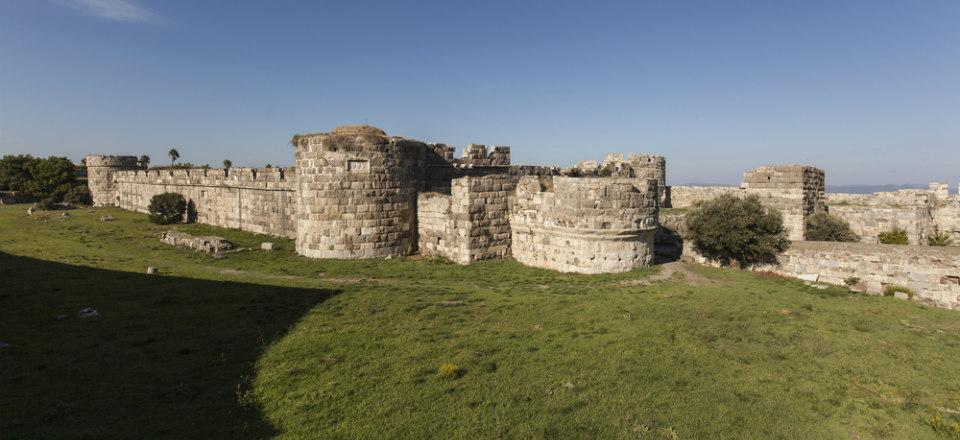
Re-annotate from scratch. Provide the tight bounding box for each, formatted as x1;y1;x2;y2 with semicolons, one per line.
292;125;425;258
85;155;138;207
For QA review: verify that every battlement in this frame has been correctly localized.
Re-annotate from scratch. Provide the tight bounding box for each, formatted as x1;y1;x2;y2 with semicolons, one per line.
85;155;138;168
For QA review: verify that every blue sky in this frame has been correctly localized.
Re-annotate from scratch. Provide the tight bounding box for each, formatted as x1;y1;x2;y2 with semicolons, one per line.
1;0;958;185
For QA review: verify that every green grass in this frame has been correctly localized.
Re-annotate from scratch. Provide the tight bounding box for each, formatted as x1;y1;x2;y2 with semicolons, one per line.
2;205;960;439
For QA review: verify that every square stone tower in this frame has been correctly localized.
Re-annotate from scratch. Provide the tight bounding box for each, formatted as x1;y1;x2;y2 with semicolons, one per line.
741;165;826;241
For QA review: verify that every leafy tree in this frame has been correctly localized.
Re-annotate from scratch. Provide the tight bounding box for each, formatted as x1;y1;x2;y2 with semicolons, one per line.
878;228;909;245
686;194;790;266
223;159;232;168
0;155;34;193
148;192;186;224
138;155;151;170
805;212;860;242
168;148;180;166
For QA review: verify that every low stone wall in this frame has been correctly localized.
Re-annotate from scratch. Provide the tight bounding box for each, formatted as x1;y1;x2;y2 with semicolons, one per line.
684;241;960;310
830;205;933;245
511;176;658;274
113;168;296;238
666;186;740;208
416;174;514;264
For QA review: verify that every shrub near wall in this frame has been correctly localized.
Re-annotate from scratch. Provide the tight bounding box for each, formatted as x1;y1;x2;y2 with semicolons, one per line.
878;228;909;245
148;193;187;225
685;194;790;266
804;212;860;242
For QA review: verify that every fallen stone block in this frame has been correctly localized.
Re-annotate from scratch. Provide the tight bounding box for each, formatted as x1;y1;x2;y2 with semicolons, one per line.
78;308;99;319
161;230;232;254
100;215;115;221
261;242;276;251
797;274;819;282
146;266;158;275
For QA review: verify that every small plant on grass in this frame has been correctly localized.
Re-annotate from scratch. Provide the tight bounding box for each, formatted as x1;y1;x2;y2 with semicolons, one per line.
438;363;461;379
685;194;790;267
928;232;953;247
148;192;187;225
883;285;914;299
878;228;909;245
804;212;860;242
925;413;960;437
62;185;92;206
843;277;860;287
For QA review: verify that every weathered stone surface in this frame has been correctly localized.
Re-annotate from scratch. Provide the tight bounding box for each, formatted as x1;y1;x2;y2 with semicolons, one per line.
510;176;659;274
160;231;232;254
684;240;960;310
261;242;276;251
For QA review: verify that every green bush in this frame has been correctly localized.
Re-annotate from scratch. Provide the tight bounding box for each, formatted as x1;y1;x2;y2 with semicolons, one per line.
878;228;909;245
686;194;790;266
148;192;186;224
62;185;92;206
928;232;953;247
843;277;860;287
804;212;860;242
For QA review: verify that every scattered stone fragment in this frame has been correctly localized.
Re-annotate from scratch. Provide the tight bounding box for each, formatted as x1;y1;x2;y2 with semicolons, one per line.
146;266;158;275
811;284;829;290
161;230;232;254
78;308;99;319
0;341;9;349
100;215;115;221
437;300;465;307
26;207;34;215
261;242;275;251
60;213;70;218
894;292;910;300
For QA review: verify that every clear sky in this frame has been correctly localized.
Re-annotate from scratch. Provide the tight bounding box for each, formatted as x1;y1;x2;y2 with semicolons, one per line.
1;0;958;185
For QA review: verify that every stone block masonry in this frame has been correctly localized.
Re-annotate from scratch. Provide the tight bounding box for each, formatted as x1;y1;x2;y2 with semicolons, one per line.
110;166;296;238
511;176;659;274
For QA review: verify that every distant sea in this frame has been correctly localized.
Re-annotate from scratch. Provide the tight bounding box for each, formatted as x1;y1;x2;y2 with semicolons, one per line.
673;183;936;194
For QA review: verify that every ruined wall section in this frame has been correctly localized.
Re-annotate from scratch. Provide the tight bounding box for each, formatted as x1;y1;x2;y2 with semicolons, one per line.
666;186;741;209
511;176;659;274
112;167;296;237
827;182;959;245
86;155;138;206
417;174;515;264
293;128;425;258
741;165;826;241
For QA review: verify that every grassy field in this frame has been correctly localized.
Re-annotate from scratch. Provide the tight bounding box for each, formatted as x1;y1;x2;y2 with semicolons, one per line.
2;205;960;439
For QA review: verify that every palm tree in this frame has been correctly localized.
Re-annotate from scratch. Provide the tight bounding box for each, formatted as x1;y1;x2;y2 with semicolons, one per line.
138;155;150;170
168;148;180;166
222;159;232;169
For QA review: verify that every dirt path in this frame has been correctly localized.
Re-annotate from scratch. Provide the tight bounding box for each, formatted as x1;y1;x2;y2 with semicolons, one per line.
621;261;713;286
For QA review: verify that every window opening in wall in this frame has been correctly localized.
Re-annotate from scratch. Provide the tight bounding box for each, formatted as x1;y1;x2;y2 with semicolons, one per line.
347;160;370;172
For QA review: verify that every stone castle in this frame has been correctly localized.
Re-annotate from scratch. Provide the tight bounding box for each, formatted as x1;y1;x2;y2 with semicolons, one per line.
85;125;835;274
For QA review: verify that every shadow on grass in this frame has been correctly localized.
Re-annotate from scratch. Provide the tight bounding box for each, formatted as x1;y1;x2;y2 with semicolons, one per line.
0;252;337;439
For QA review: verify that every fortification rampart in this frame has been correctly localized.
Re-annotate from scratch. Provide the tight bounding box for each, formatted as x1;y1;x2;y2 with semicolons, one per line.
827;182;959;245
511;176;659;273
111;167;296;237
417;174;515;264
684;240;960;310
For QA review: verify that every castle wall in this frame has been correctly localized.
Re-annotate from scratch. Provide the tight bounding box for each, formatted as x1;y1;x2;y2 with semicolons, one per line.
417;174;515;264
112;167;296;237
830;205;933;245
666;186;740;209
511;176;659;274
293;129;425;258
741;165;826;241
85;155;138;206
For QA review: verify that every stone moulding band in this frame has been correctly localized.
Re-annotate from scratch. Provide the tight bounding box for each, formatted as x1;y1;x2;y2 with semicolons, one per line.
512;224;657;241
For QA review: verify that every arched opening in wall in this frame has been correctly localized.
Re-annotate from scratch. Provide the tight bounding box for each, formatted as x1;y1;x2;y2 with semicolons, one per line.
279;169;285;180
